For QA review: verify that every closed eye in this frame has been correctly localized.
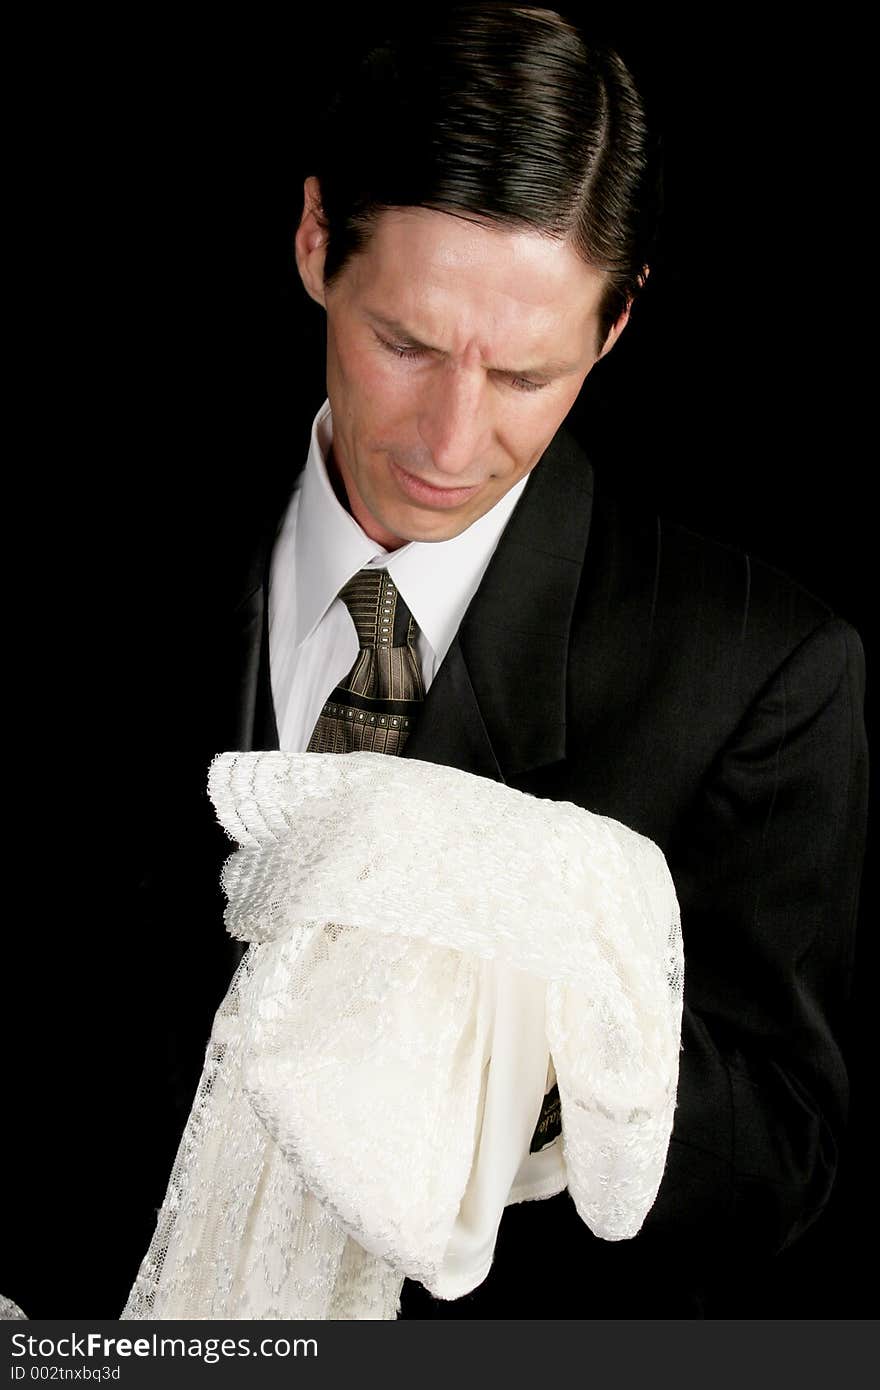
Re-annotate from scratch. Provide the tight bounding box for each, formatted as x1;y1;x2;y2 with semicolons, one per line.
380;338;424;362
374;332;549;394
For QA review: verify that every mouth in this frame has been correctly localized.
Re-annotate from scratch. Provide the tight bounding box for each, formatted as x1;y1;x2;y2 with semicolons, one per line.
388;458;484;509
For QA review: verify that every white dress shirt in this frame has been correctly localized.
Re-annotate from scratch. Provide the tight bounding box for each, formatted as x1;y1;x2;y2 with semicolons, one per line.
268;397;531;752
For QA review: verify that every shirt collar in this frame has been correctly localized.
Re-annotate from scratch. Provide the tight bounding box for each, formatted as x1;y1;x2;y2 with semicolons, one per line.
294;398;530;663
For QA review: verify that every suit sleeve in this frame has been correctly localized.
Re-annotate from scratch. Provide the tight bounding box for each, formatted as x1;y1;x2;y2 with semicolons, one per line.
648;615;868;1258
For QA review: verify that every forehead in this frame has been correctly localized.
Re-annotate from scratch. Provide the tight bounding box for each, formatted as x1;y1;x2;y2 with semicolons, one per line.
335;206;607;355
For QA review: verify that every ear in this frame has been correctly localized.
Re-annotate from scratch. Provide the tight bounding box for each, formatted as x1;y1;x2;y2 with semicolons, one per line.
596;302;631;361
294;175;329;308
596;264;650;361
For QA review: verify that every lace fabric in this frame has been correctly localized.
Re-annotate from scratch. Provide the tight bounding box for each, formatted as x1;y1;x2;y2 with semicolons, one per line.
122;751;683;1320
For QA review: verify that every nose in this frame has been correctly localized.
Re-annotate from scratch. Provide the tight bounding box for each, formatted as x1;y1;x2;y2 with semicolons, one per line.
417;364;490;481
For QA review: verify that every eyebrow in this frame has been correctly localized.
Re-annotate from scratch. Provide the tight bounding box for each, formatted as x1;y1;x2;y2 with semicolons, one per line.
364;310;581;381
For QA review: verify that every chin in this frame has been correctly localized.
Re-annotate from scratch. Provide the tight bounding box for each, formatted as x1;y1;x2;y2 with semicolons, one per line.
398;507;479;544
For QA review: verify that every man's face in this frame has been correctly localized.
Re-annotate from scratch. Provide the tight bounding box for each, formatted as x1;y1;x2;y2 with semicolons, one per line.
296;180;627;548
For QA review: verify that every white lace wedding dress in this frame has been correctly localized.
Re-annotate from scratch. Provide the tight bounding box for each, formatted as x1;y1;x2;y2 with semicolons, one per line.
122;750;683;1320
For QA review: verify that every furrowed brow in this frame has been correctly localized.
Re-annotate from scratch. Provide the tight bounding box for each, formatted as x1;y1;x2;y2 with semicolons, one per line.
364;309;580;380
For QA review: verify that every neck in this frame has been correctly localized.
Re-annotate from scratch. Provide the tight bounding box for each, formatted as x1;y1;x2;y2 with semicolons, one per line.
326;445;407;551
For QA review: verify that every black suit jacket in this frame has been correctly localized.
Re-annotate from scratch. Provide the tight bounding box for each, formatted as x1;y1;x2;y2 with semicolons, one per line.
154;421;868;1318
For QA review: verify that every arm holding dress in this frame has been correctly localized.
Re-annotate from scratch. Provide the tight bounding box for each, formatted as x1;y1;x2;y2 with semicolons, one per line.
651;615;868;1257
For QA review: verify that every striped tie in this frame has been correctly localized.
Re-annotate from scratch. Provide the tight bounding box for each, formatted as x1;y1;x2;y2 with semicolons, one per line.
306;568;425;756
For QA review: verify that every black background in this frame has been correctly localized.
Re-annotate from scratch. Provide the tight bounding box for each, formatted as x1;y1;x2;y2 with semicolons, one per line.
7;6;874;1318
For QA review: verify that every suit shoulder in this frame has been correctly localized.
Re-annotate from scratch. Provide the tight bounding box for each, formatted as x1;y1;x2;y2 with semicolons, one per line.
583;476;852;670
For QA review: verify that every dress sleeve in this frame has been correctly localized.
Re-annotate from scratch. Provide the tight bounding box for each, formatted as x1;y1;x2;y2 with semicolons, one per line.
123;749;685;1318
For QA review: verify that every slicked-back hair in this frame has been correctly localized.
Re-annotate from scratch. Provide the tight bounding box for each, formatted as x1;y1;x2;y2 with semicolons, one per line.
311;4;661;354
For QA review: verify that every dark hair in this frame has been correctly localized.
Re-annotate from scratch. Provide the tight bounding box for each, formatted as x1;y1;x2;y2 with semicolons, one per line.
311;4;661;353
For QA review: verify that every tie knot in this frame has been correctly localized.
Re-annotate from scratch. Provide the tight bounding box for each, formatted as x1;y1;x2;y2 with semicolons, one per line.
338;568;414;649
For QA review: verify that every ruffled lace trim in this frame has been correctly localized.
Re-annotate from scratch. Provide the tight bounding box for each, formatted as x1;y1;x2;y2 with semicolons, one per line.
122;751;683;1320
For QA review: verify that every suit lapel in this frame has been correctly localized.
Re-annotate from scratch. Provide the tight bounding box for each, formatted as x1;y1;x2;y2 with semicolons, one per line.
229;424;594;775
406;425;594;781
400;638;503;779
226;513;281;753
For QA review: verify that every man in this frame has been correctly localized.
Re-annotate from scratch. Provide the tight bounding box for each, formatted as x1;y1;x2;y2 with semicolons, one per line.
151;4;868;1318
